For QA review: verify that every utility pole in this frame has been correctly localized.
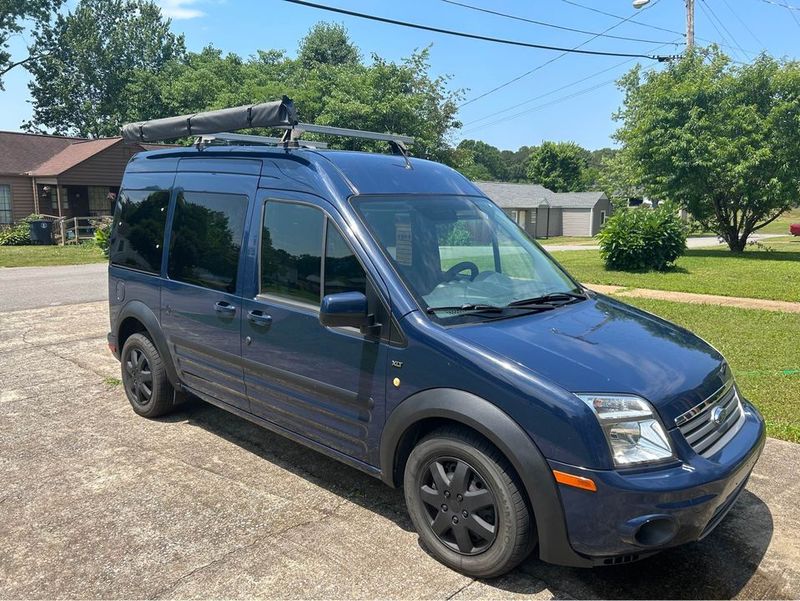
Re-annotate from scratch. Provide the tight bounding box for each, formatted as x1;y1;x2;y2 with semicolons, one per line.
634;0;695;52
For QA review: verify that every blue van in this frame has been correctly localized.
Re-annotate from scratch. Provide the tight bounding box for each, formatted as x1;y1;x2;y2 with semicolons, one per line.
109;101;765;577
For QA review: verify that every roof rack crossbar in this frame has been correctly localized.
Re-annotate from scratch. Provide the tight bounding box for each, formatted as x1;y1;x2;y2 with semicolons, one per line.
283;122;414;146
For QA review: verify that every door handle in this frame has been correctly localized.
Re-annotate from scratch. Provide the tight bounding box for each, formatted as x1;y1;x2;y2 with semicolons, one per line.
247;309;273;327
214;301;237;316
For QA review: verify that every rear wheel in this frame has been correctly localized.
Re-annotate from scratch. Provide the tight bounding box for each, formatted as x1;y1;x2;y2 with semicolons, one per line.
121;333;174;418
403;427;535;578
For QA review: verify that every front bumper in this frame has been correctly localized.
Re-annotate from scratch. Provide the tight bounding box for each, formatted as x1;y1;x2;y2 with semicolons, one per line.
548;399;766;561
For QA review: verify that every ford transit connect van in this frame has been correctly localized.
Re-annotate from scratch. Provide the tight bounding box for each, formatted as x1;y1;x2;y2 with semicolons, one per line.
108;100;765;577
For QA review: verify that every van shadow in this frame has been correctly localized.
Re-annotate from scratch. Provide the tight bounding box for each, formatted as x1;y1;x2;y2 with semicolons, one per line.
163;400;416;531
509;489;775;600
164;401;775;599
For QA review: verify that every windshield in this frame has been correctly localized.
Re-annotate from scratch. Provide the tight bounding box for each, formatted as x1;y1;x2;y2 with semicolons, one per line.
352;195;582;320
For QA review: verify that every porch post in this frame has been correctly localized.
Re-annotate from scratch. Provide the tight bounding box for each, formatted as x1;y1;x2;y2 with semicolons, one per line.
55;180;63;218
31;178;39;214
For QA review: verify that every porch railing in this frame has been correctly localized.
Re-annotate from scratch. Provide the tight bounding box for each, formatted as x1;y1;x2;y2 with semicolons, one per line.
36;214;108;245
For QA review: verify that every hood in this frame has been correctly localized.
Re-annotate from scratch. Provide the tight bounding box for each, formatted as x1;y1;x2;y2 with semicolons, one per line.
448;295;728;426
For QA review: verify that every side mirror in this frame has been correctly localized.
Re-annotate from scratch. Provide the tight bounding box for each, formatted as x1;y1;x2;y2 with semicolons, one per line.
320;291;370;329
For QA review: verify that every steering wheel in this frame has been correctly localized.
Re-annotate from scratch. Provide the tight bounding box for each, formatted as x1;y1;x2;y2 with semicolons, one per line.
444;261;480;282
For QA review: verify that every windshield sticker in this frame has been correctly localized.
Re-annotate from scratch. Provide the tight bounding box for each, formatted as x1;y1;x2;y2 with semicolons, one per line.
395;220;412;266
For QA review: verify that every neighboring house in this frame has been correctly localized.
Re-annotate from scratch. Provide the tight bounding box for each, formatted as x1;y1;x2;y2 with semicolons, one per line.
0;131;158;224
475;181;612;237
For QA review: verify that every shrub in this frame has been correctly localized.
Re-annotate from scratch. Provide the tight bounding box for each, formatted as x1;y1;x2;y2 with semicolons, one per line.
598;203;687;271
92;217;113;256
0;214;44;246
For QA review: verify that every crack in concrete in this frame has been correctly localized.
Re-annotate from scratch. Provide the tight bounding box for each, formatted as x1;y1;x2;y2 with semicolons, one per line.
148;513;334;600
445;579;474;600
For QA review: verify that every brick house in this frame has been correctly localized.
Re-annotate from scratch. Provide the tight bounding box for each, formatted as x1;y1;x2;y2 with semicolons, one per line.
0;131;156;224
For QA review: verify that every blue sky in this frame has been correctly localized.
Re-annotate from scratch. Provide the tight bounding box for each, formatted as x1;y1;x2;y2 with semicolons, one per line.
1;0;799;150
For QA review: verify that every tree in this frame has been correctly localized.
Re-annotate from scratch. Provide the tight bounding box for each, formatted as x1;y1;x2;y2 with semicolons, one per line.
138;27;461;163
25;0;185;137
614;49;800;252
526;141;590;192
298;22;359;69
455;139;508;181
0;0;62;90
500;146;533;182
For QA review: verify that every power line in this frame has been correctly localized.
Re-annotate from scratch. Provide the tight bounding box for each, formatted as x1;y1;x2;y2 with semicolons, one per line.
561;0;755;54
458;0;669;108
282;0;667;60
463;38;681;128
719;0;766;49
760;0;800;11
461;64;661;135
440;0;672;45
698;0;749;59
558;0;684;35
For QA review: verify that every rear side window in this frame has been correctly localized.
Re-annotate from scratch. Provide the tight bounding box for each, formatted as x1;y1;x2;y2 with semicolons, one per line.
167;191;248;293
261;202;324;303
110;189;170;274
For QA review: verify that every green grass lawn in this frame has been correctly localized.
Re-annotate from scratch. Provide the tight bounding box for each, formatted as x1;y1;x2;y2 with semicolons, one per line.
0;244;106;267
758;207;800;234
551;237;800;302
621;297;800;443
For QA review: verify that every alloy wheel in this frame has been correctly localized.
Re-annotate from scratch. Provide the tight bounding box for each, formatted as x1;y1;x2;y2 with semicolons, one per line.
418;457;498;555
124;348;153;406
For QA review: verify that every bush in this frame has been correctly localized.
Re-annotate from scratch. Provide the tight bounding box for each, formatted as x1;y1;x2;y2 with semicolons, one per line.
598;204;687;271
92;217;113;256
0;214;45;246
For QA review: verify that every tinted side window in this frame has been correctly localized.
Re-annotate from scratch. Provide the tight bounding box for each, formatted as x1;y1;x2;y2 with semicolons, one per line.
261;202;323;304
167;191;248;293
110;189;170;274
324;222;366;297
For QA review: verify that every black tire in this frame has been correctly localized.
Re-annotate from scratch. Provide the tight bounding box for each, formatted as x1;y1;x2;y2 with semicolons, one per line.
404;426;535;578
120;332;174;418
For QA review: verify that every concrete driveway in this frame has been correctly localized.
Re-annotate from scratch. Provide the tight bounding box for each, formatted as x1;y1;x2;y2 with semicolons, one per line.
544;233;786;252
1;298;799;599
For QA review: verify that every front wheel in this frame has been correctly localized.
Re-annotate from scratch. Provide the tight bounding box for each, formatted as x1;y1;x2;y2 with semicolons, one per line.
403;427;535;578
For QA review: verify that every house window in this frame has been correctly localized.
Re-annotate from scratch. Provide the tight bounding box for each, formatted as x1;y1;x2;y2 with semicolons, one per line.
89;186;112;216
600;210;607;224
0;184;12;224
47;187;69;211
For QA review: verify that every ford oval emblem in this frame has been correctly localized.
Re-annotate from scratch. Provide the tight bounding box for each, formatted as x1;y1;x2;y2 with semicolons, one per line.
711;406;728;426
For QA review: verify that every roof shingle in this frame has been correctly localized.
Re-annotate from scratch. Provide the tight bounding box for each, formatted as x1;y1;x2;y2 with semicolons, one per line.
475;181;606;209
0;131;82;175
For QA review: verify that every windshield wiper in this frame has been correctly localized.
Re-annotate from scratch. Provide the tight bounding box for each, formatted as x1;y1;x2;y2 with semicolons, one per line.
426;303;505;315
507;290;587;308
426;303;556;317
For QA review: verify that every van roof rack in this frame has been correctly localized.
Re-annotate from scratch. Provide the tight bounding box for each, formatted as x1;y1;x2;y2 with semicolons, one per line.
121;98;414;161
197;132;328;149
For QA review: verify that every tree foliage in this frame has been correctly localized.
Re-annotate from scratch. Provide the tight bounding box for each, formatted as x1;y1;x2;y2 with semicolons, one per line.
455;139;508;180
526;141;591;192
25;0;185;137
298;22;359;69
614;48;800;251
121;29;462;162
0;0;62;90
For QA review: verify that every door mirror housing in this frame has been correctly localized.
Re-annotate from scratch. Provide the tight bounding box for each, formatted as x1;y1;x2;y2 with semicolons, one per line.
320;291;371;329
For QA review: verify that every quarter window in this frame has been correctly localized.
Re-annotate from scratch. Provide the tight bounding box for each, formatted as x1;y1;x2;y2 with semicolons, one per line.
110;189;170;274
324;221;367;297
0;184;11;224
168;191;248;293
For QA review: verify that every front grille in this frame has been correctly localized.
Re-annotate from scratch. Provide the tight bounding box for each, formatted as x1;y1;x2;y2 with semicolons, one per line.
675;379;744;457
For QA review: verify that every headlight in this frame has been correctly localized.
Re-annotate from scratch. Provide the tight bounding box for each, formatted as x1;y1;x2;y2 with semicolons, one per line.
576;394;674;467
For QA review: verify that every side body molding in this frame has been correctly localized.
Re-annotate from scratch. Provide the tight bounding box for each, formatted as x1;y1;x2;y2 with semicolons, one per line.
115;300;179;387
380;388;592;567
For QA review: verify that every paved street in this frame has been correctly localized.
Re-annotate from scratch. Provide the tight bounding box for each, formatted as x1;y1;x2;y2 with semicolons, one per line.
1;291;799;598
0;263;108;311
